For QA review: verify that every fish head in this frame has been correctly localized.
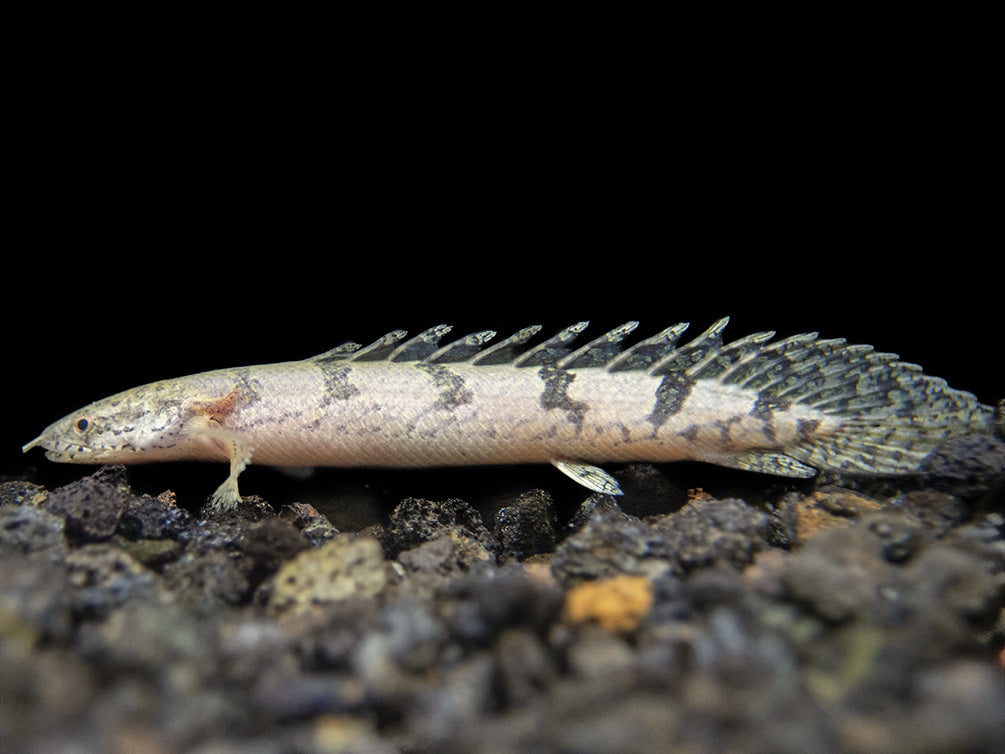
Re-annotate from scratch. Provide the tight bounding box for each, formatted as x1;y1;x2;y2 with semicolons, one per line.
22;382;188;464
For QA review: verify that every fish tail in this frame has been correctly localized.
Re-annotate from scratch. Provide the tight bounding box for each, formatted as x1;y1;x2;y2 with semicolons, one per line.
683;325;996;477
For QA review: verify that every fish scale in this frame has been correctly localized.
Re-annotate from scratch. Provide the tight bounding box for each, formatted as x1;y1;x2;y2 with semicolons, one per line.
23;318;996;509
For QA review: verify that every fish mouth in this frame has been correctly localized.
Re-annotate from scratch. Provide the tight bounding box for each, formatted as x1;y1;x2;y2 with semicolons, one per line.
22;434;102;461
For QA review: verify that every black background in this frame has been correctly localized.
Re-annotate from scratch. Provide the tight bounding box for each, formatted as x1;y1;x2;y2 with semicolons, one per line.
6;72;998;506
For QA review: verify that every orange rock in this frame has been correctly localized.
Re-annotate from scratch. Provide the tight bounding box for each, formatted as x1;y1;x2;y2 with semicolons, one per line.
156;490;177;506
564;574;654;632
794;489;884;542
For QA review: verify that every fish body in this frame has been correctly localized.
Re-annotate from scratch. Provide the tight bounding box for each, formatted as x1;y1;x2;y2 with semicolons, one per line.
23;319;995;508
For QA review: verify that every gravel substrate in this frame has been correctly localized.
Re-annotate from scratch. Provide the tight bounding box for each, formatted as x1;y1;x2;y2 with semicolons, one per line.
2;435;1004;753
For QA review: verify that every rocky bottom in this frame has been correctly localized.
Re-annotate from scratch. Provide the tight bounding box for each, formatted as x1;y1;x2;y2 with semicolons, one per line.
2;440;1004;754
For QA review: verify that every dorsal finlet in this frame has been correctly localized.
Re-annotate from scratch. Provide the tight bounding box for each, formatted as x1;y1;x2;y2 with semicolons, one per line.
428;330;498;363
557;321;639;370
311;319;754;371
348;329;409;361
308;342;363;362
388;325;453;362
469;325;542;365
605;322;690;372
512;321;590;368
648;316;730;376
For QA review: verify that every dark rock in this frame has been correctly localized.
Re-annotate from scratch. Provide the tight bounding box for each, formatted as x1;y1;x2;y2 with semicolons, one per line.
397;532;494;578
279;502;339;546
0;639;98;752
901;542;1002;636
250;666;364;721
0;503;67;560
781;508;997;635
114;536;183;567
116;489;193;541
182;497;277;555
353;599;447;683
865;510;927;563
243;518;311;574
615;463;688;517
162;550;254;608
77;599;220;675
0;552;73;643
199;494;276;523
4;448;1004;754
386;497;497;557
682;564;749;611
566;493;626;533
442;566;562;646
493;489;557;559
64;543;163;618
288;598;383;673
0;480;46;507
782;520;899;624
494;627;558;707
42;468;131;542
652;497;775;574
405;654;498;749
551;510;674;584
923;432;1005;498
901;489;971;537
771;487;887;547
553;497;773;585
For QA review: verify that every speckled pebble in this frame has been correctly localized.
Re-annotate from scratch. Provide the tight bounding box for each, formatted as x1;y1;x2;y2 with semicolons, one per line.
268;535;388;617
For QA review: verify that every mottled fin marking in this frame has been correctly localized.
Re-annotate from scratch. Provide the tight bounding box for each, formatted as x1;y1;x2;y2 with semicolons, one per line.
721;451;817;478
558;321;639;370
513;321;590;368
306;320;992;479
311;320;708;372
606;323;690;372
720;333;822;388
470;326;542;365
389;325;454;362
689;330;775;380
551;460;624;495
349;330;409;361
712;329;994;475
648;317;731;376
428;330;497;363
308;342;364;362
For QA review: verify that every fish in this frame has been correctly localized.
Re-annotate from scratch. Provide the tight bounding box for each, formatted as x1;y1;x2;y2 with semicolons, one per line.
23;318;996;509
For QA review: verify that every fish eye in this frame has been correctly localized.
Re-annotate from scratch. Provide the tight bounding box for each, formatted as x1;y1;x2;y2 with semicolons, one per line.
73;417;91;434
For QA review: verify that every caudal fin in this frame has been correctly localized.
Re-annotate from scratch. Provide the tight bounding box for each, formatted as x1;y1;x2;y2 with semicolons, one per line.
700;328;994;476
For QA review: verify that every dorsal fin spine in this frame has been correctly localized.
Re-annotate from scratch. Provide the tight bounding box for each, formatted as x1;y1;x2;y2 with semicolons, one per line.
512;321;590;368
388;325;453;362
648;316;730;376
469;325;542;365
557;321;639;370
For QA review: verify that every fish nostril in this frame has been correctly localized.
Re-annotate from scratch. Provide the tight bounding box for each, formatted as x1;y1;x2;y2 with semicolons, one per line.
22;436;43;453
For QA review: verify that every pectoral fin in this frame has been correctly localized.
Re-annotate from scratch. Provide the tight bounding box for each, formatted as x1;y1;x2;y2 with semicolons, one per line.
552;460;624;495
184;390;252;509
205;430;252;510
